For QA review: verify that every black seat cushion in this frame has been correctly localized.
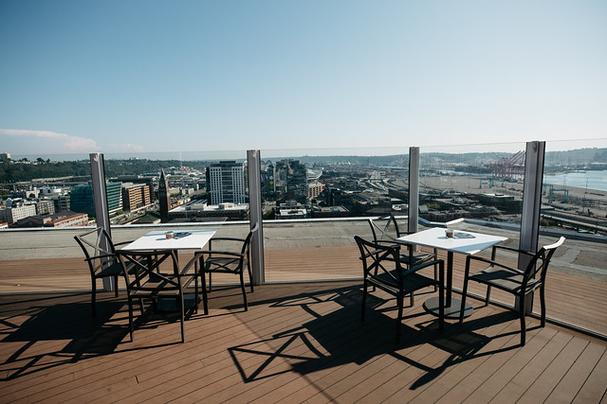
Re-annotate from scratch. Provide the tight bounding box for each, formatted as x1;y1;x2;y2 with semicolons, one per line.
369;269;436;295
469;266;537;293
95;262;123;278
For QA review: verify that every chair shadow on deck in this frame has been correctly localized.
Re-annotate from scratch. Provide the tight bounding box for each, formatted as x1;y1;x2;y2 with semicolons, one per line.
227;285;535;388
0;295;187;381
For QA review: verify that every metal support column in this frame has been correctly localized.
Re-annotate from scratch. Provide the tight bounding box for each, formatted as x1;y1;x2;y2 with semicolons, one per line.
408;147;420;234
247;150;265;285
90;152;114;292
517;141;546;312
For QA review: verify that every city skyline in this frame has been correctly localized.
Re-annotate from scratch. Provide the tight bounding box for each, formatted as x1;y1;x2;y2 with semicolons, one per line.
1;0;606;154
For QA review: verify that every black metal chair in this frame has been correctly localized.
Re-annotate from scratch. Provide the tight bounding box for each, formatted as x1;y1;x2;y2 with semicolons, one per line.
459;237;566;346
368;215;439;293
197;231;254;312
355;235;444;343
116;249;193;343
74;228;132;317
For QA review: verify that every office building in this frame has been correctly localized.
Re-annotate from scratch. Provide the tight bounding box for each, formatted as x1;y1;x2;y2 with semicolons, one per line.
36;200;56;216
122;183;152;212
205;161;246;205
0;202;37;224
70;182;123;217
274;159;308;203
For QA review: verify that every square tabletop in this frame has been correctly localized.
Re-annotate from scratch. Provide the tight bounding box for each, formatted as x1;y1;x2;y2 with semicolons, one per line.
121;229;216;251
397;227;507;255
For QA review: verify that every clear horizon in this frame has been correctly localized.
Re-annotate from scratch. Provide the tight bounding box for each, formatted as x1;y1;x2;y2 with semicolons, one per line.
1;0;606;154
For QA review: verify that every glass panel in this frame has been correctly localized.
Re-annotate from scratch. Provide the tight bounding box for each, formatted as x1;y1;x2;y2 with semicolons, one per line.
419;142;526;306
539;138;607;335
261;146;410;282
0;152;94;292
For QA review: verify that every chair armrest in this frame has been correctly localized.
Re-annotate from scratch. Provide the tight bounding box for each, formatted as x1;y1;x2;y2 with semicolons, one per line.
210;237;246;243
493;245;535;257
403;259;443;276
85;254;115;262
196;250;245;259
468;255;526;276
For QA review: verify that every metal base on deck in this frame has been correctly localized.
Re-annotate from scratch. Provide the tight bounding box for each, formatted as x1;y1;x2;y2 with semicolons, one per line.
423;296;474;319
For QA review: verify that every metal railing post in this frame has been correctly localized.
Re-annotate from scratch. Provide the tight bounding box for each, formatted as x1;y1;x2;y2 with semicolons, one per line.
90;152;114;292
408;147;420;234
247;150;265;285
517;141;546;313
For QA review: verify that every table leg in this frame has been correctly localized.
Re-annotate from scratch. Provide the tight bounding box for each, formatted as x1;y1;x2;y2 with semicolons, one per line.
423;250;474;319
446;251;453;307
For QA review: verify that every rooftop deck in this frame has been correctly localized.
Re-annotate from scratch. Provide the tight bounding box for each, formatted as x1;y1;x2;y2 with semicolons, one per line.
1;281;605;403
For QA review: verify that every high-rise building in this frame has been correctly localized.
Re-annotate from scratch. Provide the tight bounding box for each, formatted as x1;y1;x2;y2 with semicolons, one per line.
205;161;246;205
70;182;123;217
274;159;308;203
0;153;11;163
158;169;170;223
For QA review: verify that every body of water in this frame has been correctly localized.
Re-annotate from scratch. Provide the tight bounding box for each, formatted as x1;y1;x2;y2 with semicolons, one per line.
544;170;607;192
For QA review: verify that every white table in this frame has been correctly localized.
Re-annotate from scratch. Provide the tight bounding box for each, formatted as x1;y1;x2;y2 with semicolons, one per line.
122;229;216;313
397;227;507;319
122;230;216;252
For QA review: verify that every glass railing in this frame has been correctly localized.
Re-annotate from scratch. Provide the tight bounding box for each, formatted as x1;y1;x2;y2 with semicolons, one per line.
260;146;410;281
1;141;606;338
539;138;607;335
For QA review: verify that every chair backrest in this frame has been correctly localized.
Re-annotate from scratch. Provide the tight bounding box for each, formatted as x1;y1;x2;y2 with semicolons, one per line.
354;235;402;288
522;236;566;287
115;249;179;290
242;230;254;256
74;228;117;277
367;214;403;243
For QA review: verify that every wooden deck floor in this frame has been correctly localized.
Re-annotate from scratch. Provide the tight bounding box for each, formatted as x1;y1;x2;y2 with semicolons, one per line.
0;282;605;403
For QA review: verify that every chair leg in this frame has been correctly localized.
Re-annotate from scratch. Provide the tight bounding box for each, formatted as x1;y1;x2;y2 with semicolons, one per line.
409;293;414;307
485;286;492;306
240;271;248;311
114;275;119;297
433;248;439;292
438;277;444;331
361;280;367;321
396;294;404;344
127;295;134;342
179;293;185;343
540;285;546;328
139;298;144;315
519;295;527;346
208;272;212;292
91;279;97;317
200;269;209;315
459;276;469;324
247;261;254;292
194;263;199;314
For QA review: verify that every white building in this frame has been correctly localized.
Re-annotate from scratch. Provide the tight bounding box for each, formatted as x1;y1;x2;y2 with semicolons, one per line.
206;161;246;205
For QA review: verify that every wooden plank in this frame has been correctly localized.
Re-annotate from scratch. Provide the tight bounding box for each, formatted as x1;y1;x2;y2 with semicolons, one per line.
517;336;589;404
0;281;606;404
573;350;607;404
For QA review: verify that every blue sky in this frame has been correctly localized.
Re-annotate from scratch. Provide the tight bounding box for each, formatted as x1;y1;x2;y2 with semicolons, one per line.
0;0;606;155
